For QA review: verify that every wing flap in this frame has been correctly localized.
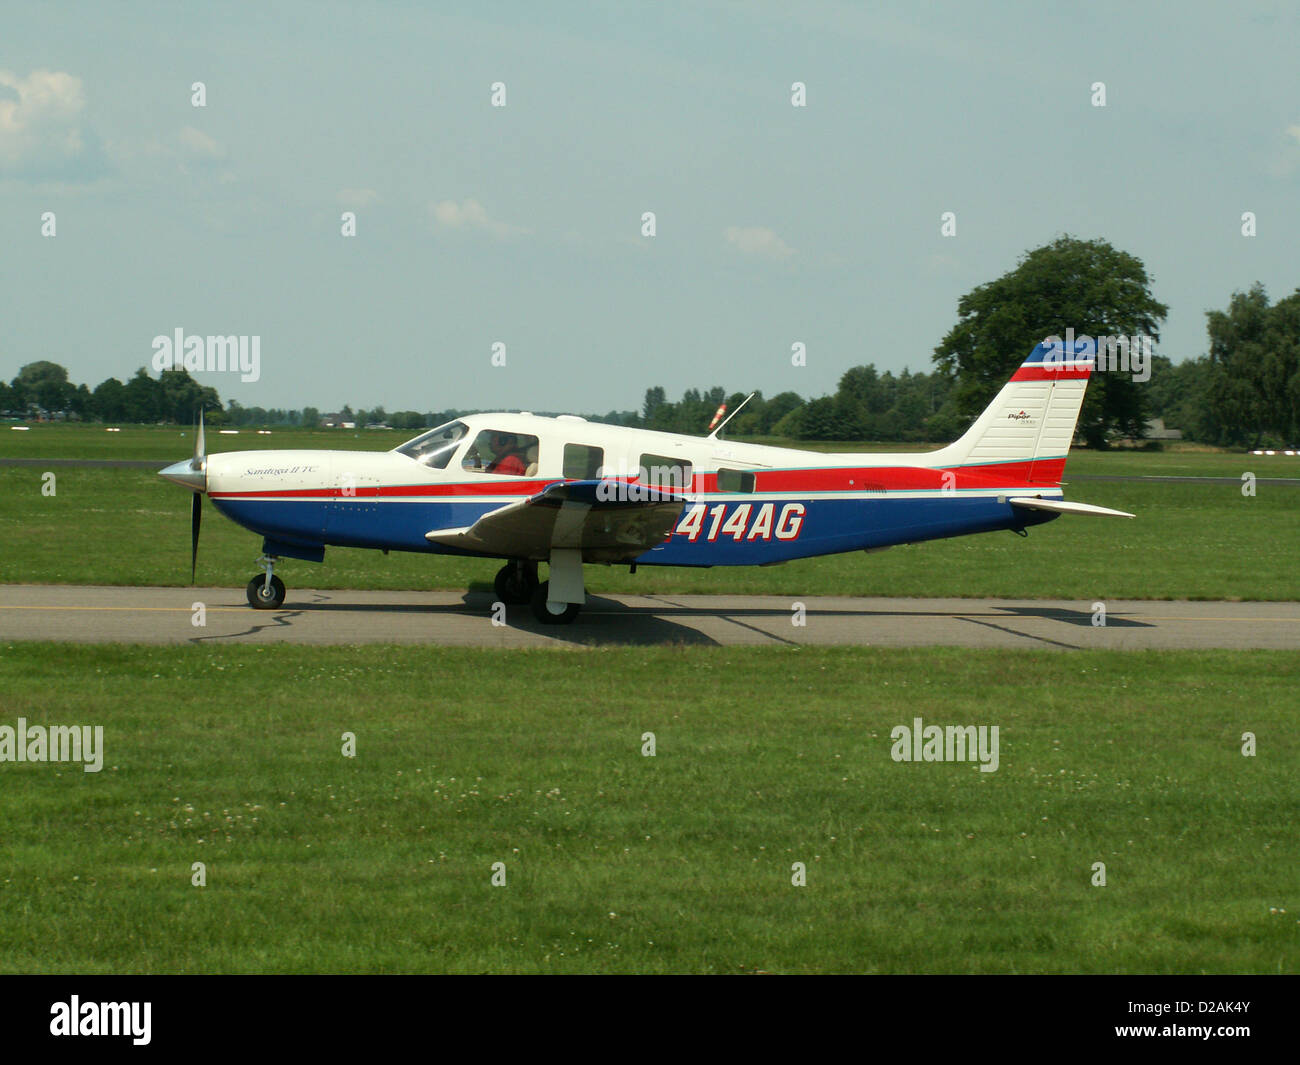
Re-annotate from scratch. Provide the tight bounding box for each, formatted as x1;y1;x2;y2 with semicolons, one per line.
425;480;686;561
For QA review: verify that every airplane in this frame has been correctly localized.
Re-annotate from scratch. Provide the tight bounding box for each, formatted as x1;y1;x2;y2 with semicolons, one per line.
159;337;1132;625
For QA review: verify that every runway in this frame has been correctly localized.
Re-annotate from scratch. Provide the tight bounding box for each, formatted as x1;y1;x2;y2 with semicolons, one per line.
0;584;1296;649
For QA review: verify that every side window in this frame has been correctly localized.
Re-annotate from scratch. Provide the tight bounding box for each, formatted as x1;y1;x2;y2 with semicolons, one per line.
563;443;604;480
639;453;693;492
716;468;756;493
462;430;541;477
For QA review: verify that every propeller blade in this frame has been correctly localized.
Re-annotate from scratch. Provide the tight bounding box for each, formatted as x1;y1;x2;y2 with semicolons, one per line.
191;491;202;585
192;409;206;471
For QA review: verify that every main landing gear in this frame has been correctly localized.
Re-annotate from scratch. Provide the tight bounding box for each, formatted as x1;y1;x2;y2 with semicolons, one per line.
530;581;581;625
494;560;539;605
496;555;585;625
246;555;287;609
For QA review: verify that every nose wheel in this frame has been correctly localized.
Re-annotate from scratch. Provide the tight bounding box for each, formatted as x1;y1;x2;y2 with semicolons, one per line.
246;555;287;609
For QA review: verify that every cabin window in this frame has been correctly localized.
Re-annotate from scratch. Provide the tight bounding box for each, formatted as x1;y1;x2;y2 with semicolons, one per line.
462;430;540;477
563;443;604;480
716;468;756;493
396;420;469;469
639;453;693;492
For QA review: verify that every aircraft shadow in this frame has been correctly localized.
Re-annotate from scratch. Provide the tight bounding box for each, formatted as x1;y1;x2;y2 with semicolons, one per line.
277;590;721;646
255;592;1151;649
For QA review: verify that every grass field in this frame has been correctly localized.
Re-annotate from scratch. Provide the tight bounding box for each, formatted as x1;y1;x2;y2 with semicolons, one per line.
0;643;1293;974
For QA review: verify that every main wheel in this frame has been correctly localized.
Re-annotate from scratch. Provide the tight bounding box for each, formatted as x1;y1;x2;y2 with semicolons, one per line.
494;562;537;605
246;574;286;609
529;580;581;625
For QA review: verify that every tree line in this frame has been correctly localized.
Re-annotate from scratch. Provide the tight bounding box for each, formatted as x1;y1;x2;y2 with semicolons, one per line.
5;238;1298;448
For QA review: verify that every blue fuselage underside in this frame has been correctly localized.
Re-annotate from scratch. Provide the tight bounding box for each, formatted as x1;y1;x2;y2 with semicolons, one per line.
211;495;1058;566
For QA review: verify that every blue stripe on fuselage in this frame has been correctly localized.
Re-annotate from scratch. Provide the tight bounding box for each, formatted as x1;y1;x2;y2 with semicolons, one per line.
210;494;1059;566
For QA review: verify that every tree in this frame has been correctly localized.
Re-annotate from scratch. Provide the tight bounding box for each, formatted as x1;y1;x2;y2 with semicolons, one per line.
69;383;93;419
90;378;127;421
158;367;220;424
1202;284;1300;446
122;368;162;423
933;236;1168;448
14;360;73;413
642;387;666;423
761;391;804;433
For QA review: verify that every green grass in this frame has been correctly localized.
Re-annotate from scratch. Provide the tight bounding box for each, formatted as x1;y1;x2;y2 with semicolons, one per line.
0;423;395;459
0;643;1293;974
1;464;1296;599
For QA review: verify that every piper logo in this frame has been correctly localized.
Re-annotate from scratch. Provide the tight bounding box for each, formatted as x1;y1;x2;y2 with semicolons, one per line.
50;996;151;1045
1007;410;1032;421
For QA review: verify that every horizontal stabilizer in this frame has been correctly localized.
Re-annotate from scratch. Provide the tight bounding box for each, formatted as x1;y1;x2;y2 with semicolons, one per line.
1008;497;1134;518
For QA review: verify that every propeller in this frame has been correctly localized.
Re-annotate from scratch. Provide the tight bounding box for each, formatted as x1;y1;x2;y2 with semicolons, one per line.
192;409;205;472
191;488;202;584
159;411;209;584
190;410;205;584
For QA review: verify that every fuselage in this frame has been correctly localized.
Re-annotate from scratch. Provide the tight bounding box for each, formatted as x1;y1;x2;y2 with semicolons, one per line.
201;413;1063;567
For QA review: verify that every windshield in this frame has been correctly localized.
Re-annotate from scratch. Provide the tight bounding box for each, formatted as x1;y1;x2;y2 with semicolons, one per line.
395;420;469;468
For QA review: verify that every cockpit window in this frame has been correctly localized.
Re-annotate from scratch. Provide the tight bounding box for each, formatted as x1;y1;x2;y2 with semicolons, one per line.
462;429;541;477
395;420;469;469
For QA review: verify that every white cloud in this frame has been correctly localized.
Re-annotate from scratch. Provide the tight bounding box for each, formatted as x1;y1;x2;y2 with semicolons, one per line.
0;68;104;179
723;225;795;260
178;125;225;160
431;197;526;238
1286;123;1300;144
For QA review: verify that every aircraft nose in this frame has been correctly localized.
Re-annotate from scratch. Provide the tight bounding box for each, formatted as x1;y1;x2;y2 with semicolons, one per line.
159;458;207;492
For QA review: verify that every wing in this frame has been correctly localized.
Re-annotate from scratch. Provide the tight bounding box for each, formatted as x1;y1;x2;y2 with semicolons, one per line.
424;480;686;562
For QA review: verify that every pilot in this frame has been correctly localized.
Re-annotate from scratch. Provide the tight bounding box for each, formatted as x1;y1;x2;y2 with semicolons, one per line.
485;431;528;475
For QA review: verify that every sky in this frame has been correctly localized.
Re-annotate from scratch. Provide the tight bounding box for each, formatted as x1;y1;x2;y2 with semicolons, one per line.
2;1;1298;415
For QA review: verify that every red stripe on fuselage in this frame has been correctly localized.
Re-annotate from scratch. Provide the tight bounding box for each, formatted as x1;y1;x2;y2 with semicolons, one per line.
753;459;1065;492
210;458;1068;502
209;479;555;499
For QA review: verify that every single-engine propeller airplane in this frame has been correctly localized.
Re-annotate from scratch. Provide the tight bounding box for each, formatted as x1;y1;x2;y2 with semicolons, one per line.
160;338;1131;624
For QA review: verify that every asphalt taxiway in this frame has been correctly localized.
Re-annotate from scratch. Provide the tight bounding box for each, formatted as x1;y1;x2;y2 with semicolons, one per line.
0;585;1295;650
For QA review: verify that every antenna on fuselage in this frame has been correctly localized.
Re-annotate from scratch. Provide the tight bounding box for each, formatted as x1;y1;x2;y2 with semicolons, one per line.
706;392;755;440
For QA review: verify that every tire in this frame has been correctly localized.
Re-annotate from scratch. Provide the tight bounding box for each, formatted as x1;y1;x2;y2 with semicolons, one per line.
529;580;581;625
246;574;286;609
494;563;537;606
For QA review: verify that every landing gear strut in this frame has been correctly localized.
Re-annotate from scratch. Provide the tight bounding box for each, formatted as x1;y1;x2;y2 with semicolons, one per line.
528;549;585;625
246;555;287;609
530;581;581;624
494;560;539;605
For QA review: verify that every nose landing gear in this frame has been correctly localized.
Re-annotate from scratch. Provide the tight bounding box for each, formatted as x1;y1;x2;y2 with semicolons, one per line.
246;555;287;609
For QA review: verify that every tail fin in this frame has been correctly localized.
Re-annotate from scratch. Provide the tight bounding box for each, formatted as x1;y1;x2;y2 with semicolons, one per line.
934;338;1095;485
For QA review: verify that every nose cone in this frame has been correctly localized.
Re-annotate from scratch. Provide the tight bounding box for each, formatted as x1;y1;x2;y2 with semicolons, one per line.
159;459;206;492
